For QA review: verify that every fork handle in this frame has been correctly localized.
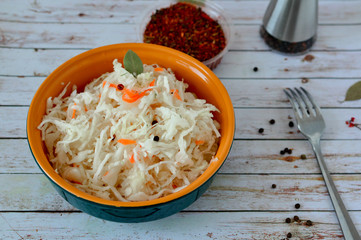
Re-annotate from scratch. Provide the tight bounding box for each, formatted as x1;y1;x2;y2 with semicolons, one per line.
310;138;361;240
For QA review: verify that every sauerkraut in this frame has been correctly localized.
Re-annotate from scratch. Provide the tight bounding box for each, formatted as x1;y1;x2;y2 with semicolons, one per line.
38;60;220;202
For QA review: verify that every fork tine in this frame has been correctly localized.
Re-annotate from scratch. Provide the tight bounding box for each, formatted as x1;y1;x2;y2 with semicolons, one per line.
300;87;322;116
288;88;308;117
283;88;302;120
295;88;314;116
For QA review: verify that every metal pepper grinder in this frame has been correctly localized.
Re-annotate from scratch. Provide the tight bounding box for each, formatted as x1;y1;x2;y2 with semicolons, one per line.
260;0;318;54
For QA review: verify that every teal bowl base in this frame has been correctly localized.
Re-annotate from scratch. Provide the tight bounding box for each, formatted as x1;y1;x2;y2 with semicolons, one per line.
50;175;215;223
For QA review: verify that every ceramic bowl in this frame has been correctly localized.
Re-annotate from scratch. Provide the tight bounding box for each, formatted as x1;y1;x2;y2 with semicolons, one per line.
27;43;234;222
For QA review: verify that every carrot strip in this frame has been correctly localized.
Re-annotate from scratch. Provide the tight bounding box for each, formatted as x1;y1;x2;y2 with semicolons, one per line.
123;88;139;98
129;154;135;164
117;139;137;145
195;140;205;145
109;83;118;89
154;67;164;72
122;93;141;103
84;106;88;112
71;103;76;119
122;88;150;103
171;89;182;101
103;171;109;177
149;79;156;87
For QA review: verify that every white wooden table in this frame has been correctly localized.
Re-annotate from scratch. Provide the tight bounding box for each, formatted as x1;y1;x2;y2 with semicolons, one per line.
1;0;361;239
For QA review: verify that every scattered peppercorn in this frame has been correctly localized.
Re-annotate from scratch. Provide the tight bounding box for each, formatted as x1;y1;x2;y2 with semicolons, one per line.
289;121;294;127
269;119;275;124
152;120;158;125
117;84;124;91
306;220;313;226
258;128;264;134
153;136;160;142
284;147;289;152
253;67;258;72
287;232;292;238
280;150;285;155
285;218;291;223
271;184;277;189
293;215;299;221
287;149;293;154
300;154;307;160
295;203;301;209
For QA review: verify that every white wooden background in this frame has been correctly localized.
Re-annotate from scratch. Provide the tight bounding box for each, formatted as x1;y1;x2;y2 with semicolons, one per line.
1;0;361;239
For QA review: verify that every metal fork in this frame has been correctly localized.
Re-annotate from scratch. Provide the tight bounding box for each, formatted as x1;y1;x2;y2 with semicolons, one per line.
284;87;360;240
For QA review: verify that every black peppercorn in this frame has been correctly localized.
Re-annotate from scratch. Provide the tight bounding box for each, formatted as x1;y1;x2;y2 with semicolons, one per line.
289;121;294;128
287;232;292;238
293;215;299;221
152;120;158;125
258;128;264;134
280;150;285;155
253;67;258;72
287;149;293;154
285;218;291;223
306;220;313;226
271;184;276;189
295;203;301;209
269;119;275;124
300;154;307;160
153;136;160;142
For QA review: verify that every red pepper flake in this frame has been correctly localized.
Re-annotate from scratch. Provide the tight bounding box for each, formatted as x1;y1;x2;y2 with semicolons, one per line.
143;2;226;62
345;117;361;129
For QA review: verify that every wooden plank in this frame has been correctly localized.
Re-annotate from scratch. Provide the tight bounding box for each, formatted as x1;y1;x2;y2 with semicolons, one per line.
2;139;361;175
2;49;361;78
214;51;361;79
0;139;41;174
2;107;360;139
2;174;361;211
0;76;44;106
2;77;360;108
2;22;361;51
222;78;361;108
0;211;353;240
221;140;361;174
1;1;361;25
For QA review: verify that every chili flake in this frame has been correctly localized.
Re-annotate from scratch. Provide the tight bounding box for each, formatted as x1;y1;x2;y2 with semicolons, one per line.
143;2;226;62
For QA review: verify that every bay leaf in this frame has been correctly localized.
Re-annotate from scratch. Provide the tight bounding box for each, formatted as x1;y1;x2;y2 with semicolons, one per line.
123;50;143;77
345;81;361;101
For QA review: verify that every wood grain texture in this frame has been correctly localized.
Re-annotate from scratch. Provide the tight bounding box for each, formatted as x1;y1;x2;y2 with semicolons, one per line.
1;22;361;51
2;48;361;79
2;107;361;139
1;0;361;238
2;139;361;175
1;1;361;24
0;211;355;240
1;77;360;107
2;174;361;211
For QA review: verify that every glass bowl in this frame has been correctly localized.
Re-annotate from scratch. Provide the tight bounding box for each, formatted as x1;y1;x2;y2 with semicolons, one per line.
137;0;233;70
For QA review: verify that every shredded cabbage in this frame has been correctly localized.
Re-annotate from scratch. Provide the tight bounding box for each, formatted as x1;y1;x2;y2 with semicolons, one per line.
38;60;220;202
